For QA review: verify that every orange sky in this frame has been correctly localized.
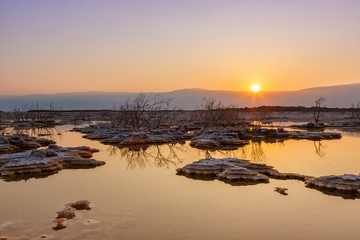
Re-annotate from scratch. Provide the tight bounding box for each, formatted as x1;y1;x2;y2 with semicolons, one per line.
1;0;360;95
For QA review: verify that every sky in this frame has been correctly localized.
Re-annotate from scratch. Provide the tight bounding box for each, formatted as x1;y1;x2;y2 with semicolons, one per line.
1;0;360;95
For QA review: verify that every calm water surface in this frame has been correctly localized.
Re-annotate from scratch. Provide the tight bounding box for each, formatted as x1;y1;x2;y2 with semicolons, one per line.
1;126;360;240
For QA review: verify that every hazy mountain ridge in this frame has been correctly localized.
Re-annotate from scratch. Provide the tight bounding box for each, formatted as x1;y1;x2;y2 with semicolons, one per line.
0;83;359;111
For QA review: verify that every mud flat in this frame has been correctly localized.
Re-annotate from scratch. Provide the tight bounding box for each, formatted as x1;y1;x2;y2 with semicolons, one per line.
0;144;105;181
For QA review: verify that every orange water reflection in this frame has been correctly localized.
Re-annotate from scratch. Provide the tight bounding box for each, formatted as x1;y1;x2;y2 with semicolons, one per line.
0;126;360;239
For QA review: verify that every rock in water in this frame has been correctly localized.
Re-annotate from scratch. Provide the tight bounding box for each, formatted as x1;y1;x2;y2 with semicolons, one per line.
53;199;92;231
305;174;360;199
0;145;105;181
274;187;288;195
53;218;68;230
217;167;269;183
56;206;76;219
67;200;91;210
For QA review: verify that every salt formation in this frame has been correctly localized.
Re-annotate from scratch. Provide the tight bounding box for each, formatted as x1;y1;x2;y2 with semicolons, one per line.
73;125;193;146
0;134;55;154
67;199;91;210
56;206;76;219
0;145;104;181
190;133;249;149
274;187;288;195
53;200;92;230
178;158;360;199
176;158;307;185
73;124;342;153
52;218;68;230
325;121;360;127
189;128;341;149
217;167;269;183
305;174;360;199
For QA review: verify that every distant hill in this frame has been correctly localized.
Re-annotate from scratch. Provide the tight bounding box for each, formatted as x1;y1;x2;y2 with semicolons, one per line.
0;83;359;110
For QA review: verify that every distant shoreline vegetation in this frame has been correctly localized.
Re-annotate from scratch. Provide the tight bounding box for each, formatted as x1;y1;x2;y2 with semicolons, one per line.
16;106;360;112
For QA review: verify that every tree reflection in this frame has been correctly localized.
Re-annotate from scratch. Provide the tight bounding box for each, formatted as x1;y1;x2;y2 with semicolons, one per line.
336;128;360;137
313;141;326;158
6;126;61;140
107;143;185;169
197;141;268;162
249;141;267;162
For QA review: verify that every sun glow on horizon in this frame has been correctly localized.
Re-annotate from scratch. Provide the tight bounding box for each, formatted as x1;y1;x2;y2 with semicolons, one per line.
251;84;260;92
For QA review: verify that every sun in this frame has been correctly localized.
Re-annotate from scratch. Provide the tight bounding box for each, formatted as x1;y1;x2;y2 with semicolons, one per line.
251;84;260;92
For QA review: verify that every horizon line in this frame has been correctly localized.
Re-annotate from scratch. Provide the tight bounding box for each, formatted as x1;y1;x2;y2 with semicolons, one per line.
1;82;359;97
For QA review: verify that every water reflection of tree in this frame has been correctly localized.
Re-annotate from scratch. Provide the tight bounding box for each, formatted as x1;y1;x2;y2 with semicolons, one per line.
108;143;185;169
200;148;242;159
335;128;360;137
249;141;267;162
5;127;61;140
198;141;268;162
313;141;326;158
11;127;60;140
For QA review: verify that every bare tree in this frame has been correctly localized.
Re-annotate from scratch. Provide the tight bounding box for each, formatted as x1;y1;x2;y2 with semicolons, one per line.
313;97;326;124
108;93;173;129
350;102;360;119
197;97;237;129
0;112;4;134
11;103;59;124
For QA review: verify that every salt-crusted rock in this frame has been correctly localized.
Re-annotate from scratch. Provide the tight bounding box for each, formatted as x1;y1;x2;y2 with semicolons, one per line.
0;145;104;181
274;187;288;195
119;132;171;146
101;133;129;144
249;127;341;140
290;122;325;128
53;199;92;231
326;121;360;127
190;133;249;149
74;125;194;146
177;158;308;186
53;218;68;230
66;199;91;210
189;137;220;149
305;174;360;199
217;167;269;183
0;144;19;154
32;137;56;145
56;206;76;219
0;135;57;154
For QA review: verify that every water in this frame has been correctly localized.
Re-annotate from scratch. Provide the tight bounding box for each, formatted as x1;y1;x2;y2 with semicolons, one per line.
1;126;360;239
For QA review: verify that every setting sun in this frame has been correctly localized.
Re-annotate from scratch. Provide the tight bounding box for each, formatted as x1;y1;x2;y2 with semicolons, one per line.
251;84;260;92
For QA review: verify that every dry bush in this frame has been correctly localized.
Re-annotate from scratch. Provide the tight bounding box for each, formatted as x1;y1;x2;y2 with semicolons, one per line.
108;93;174;129
197;97;238;129
313;97;326;123
11;103;59;124
350;102;360;119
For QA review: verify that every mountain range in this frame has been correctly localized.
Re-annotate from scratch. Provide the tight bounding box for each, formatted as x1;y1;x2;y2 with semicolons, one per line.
0;83;359;111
